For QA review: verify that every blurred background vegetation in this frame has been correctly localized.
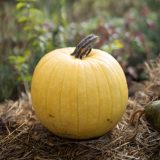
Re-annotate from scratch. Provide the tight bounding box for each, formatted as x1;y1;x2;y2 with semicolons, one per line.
0;0;160;101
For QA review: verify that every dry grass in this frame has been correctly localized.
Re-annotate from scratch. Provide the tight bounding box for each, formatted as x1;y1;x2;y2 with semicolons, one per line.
0;59;160;160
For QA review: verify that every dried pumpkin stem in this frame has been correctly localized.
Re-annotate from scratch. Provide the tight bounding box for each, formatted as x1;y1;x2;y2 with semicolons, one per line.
71;34;99;59
127;109;145;141
130;109;144;125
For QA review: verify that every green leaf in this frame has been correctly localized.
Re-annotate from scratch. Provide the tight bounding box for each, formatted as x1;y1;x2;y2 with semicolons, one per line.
8;55;16;62
24;50;31;57
23;26;31;31
113;39;124;49
16;2;26;10
18;16;27;23
17;56;25;64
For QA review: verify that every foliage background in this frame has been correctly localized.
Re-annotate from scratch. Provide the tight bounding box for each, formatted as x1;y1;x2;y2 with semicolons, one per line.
0;0;160;101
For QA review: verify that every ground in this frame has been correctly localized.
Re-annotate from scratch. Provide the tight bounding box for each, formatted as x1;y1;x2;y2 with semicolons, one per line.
0;59;160;160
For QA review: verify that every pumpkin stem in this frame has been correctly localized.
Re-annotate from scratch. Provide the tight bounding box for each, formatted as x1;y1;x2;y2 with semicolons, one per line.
71;34;99;59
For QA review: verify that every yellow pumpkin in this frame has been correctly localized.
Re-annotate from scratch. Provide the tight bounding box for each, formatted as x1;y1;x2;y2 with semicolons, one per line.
31;34;128;139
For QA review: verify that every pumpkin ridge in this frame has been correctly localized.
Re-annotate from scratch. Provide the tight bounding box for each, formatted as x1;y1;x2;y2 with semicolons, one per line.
32;58;60;119
75;61;80;136
84;62;89;131
98;52;128;107
58;63;68;133
91;58;120;125
84;61;100;132
112;62;128;107
45;61;61;129
106;69;115;126
93;56;127;114
114;69;127;112
35;52;66;73
101;59;123;115
93;58;127;123
90;60;114;123
88;61;101;128
80;63;88;135
93;60;113;128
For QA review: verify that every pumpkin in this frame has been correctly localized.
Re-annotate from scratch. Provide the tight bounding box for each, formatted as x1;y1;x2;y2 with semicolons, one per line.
145;100;160;132
31;34;128;139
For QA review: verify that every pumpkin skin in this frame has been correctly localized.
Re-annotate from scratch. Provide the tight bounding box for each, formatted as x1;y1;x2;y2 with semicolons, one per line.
31;47;128;139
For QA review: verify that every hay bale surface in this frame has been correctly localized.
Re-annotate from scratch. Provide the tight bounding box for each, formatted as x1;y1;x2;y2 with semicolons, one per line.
0;60;160;160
